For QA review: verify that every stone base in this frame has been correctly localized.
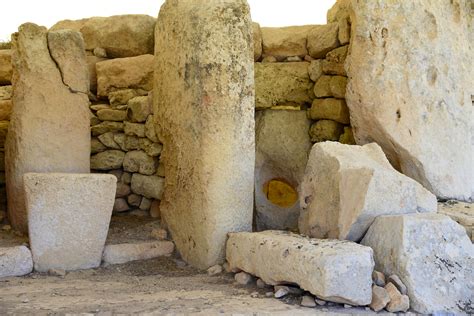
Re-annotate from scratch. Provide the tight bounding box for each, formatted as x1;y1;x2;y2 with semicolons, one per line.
24;173;116;272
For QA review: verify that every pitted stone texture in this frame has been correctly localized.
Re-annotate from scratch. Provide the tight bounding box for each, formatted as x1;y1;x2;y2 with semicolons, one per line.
96;54;153;97
226;231;374;306
255;62;313;109
50;15;155;58
0;50;12;85
155;0;254;269
346;0;474;201
24;173;116;272
6;24;90;233
299;142;437;241
261;26;314;61
0;246;33;278
255;110;311;231
361;213;474;314
102;241;174;265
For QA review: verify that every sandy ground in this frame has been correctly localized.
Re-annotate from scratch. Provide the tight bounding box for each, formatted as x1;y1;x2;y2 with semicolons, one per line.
0;256;390;315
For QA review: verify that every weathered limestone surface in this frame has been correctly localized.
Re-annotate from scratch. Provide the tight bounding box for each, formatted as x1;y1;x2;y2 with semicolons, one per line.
102;241;174;265
24;173;116;272
0;246;33;278
0;50;12;85
155;0;255;269
438;201;473;241
261;26;314;61
255;110;311;231
226;231;374;306
96;54;154;97
299;142;437;241
252;23;262;61
362;214;474;314
255;62;313;109
346;0;474;200
51;15;155;58
307;23;339;58
6;24;90;233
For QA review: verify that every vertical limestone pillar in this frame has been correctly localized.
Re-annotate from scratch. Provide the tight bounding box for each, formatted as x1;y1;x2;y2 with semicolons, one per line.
154;0;255;269
6;24;90;233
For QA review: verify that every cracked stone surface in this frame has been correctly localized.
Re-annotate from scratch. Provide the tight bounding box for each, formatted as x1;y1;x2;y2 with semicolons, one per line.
5;23;90;233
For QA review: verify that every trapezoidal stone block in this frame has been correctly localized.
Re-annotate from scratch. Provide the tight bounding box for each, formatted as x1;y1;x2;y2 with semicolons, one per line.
226;231;374;306
299;142;437;241
361;213;474;314
154;0;255;269
5;24;91;233
24;173;116;272
346;0;474;200
255;110;311;231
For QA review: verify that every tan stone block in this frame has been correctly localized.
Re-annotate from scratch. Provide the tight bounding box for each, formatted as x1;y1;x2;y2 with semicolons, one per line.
309;120;344;143
307;23;340;59
309;98;350;124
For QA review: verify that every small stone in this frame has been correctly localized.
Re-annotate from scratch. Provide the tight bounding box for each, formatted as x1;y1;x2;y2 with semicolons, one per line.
108;169;123;182
108;89;140;107
265;292;273;298
339;127;356;145
121;172;132;185
309;120;344;143
127;96;152;123
385;282;409;313
235;272;253;285
256;278;268;289
123;150;158;176
286;56;302;62
262;56;277;63
369;285;390;312
274;287;289;299
98;132;120;150
372;270;386;287
140;138;163;157
93;47;107;58
309;98;350;124
91;138;107;154
387;275;407;295
96;109;127;122
149;200;161;218
127;194;142;207
315;299;326;306
308;60;323;82
113;198;129;213
130;209;148;217
90;150;125;170
250;291;259;298
48;268;66;277
91;121;124;136
150;228;167;240
124;122;146;138
90;104;110;112
304;55;314;62
344;304;352;308
131;174;164;200
22;298;29;303
207;264;223;276
139;197;152;211
301;295;316;308
116;182;131;198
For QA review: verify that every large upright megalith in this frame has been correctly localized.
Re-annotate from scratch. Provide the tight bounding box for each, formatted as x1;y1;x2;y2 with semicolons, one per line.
154;0;255;269
6;24;90;232
346;0;474;201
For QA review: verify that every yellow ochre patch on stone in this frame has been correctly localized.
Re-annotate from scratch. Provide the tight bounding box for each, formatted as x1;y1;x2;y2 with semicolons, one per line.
263;179;298;208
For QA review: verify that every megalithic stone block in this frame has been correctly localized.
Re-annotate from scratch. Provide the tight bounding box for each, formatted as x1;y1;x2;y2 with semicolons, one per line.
226;231;374;306
5;23;90;233
154;0;255;269
24;173;116;272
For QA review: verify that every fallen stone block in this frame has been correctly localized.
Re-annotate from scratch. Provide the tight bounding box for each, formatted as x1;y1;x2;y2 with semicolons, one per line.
96;54;153;97
102;241;174;265
362;213;473;314
299;142;437;241
0;246;33;278
255;110;311;231
24;173;116;272
226;231;374;306
255;62;313;109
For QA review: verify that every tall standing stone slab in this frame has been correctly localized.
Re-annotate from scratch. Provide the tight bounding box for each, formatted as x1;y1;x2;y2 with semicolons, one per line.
24;173;116;272
362;214;474;314
5;24;90;233
346;1;474;201
255;110;311;231
154;0;255;269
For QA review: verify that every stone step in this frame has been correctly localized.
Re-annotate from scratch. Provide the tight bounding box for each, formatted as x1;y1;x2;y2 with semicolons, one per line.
226;230;374;306
102;241;174;265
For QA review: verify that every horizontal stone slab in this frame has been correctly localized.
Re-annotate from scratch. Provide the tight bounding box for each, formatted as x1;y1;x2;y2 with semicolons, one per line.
0;246;33;278
102;241;174;265
226;230;374;306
